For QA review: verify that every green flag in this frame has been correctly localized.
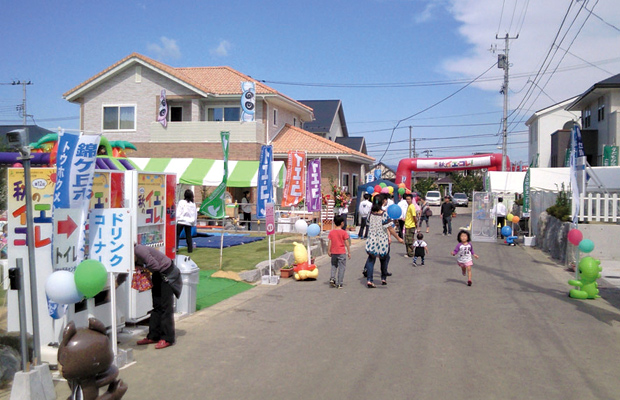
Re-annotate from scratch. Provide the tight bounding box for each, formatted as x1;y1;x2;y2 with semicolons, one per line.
200;131;230;218
522;165;531;214
603;145;619;166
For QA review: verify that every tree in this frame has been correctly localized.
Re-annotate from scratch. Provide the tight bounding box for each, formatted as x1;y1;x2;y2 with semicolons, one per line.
414;178;437;197
450;172;483;197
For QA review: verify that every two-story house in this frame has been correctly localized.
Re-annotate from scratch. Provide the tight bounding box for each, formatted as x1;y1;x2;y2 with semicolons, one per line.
566;73;620;165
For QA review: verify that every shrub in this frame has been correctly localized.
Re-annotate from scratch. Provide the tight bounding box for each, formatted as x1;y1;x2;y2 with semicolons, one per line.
546;184;571;222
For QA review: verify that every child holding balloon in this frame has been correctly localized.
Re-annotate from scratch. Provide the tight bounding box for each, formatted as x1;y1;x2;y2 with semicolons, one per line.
452;230;479;286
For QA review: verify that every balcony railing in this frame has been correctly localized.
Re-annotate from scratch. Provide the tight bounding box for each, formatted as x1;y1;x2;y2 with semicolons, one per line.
148;121;264;143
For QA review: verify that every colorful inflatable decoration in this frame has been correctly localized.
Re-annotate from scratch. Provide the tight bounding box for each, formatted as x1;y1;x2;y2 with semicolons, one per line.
58;318;128;399
568;257;602;299
292;242;318;280
501;226;512;238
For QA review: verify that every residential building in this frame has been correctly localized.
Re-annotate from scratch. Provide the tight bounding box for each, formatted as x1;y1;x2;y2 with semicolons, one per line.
300;100;348;141
566;73;620;165
526;97;579;167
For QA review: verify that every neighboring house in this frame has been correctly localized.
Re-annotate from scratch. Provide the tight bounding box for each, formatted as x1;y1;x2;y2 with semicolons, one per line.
335;136;368;155
526;97;579;168
62;53;314;161
272;124;375;200
566;73;620;166
369;162;397;182
300;100;348;141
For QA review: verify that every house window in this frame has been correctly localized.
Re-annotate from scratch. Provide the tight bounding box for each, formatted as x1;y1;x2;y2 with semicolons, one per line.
207;107;241;121
584;108;591;128
103;105;135;130
598;97;605;121
273;109;278;126
352;174;359;196
293;117;297;127
170;106;183;122
342;173;350;192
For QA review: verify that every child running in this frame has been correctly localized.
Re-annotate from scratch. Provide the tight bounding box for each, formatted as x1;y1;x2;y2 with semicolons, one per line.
412;233;429;266
328;215;351;289
452;230;479;286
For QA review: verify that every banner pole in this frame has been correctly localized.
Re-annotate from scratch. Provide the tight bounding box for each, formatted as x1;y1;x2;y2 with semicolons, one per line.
109;272;118;360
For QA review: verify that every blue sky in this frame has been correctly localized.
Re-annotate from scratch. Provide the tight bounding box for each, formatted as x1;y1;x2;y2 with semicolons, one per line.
1;0;619;165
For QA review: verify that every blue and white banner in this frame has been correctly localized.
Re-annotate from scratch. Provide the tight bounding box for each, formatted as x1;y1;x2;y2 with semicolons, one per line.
257;145;273;218
241;82;256;122
570;124;585;224
53;131;101;270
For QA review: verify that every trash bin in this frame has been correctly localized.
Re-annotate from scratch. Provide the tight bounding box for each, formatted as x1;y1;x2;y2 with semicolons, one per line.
175;255;200;315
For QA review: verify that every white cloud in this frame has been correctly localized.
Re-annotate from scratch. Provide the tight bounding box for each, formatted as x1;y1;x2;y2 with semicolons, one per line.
414;3;435;23
210;40;232;57
147;37;181;61
442;0;620;112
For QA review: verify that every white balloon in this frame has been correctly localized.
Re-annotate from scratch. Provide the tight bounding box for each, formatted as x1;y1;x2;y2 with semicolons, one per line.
46;271;83;305
294;219;308;234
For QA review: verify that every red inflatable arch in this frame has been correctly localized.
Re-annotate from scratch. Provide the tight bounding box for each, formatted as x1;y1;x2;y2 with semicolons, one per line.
395;153;510;187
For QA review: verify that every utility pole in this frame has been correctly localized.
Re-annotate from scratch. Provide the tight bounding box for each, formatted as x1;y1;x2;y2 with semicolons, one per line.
12;80;33;127
409;126;412;159
496;34;517;172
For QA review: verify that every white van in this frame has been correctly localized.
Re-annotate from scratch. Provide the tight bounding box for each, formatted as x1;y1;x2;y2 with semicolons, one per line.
425;190;442;206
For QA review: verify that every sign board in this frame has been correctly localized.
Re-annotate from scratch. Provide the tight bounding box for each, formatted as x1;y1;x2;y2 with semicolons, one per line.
53;208;82;271
89;209;132;273
265;202;275;236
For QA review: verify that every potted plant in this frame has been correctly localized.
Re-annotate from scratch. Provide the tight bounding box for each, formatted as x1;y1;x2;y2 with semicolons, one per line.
280;265;294;278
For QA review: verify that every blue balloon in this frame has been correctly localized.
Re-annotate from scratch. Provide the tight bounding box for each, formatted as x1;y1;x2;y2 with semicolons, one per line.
307;223;321;237
366;186;374;194
501;226;512;238
387;204;402;219
374;169;382;180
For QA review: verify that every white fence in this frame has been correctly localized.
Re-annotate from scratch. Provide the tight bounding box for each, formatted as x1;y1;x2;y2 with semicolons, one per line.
579;193;620;223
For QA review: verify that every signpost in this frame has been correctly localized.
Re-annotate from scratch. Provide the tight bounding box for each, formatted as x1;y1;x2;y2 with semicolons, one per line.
264;203;278;285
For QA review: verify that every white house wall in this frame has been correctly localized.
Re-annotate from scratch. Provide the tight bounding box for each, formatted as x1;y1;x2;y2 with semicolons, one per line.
528;108;577;167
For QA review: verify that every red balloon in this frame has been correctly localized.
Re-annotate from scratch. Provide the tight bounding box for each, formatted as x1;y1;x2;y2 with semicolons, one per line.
374;185;382;193
567;229;583;246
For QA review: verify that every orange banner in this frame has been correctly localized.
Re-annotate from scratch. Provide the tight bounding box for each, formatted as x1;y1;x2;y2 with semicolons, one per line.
282;151;306;207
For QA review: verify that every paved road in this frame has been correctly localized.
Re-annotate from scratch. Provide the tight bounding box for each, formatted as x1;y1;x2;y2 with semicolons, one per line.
55;212;620;400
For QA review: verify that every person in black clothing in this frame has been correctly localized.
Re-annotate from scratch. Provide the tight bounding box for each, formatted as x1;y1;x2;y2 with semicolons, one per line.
440;195;456;236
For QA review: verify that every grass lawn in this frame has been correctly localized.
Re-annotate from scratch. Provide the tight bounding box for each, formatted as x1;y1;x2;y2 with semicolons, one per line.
177;233;302;273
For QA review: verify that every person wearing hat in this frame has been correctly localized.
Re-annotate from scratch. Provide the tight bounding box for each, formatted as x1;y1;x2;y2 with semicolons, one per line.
440;195;456;236
134;244;182;349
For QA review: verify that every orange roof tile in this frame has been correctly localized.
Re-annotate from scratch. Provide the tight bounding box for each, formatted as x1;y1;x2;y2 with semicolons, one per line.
272;124;375;163
63;53;313;113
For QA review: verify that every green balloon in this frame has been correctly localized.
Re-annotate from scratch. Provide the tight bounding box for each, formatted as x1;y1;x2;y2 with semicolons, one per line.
398;187;405;195
379;183;387;188
578;239;594;253
74;260;108;298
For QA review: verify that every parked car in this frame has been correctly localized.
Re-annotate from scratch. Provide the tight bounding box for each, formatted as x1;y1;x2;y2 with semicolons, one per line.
425;190;442;206
452;193;469;207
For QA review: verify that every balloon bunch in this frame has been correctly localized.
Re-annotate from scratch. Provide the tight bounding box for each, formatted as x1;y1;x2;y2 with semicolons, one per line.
46;260;108;306
506;213;520;225
366;182;411;199
566;228;602;299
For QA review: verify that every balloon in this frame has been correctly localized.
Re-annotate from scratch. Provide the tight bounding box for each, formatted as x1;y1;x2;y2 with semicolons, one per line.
512;216;520;224
507;213;514;222
578;239;595;253
381;187;389;194
74;260;107;299
374;185;382;193
374;169;382;180
379;183;387;188
405;189;411;194
46;271;83;304
366;186;374;194
567;229;583;246
12;163;22;168
398;183;406;189
501;226;512;238
388;186;394;194
307;223;320;237
387;204;402;219
295;219;308;234
398;187;405;195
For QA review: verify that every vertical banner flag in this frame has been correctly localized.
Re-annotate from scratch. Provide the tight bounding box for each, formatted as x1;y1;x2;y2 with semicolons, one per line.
158;89;168;127
522;162;532;216
257;145;273;218
570;124;585;224
603;145;619;166
306;159;322;212
200;131;230;218
53;131;101;271
282;151;306;207
241;82;256;122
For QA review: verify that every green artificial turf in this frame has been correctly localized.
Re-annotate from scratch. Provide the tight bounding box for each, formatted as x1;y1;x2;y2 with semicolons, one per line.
195;270;254;310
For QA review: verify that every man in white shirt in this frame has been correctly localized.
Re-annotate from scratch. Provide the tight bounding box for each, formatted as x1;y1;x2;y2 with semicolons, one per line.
241;191;252;230
357;194;372;239
492;197;507;238
397;195;408;239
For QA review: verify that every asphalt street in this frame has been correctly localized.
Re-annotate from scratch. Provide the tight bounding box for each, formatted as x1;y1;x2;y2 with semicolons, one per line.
55;210;620;400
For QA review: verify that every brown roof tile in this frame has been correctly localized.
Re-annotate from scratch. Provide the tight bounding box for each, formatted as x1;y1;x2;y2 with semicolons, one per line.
272;124;375;162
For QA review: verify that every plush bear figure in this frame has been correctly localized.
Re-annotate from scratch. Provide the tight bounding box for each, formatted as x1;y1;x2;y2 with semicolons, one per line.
58;318;127;400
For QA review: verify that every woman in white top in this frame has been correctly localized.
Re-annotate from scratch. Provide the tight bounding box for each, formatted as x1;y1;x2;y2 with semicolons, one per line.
177;189;197;253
